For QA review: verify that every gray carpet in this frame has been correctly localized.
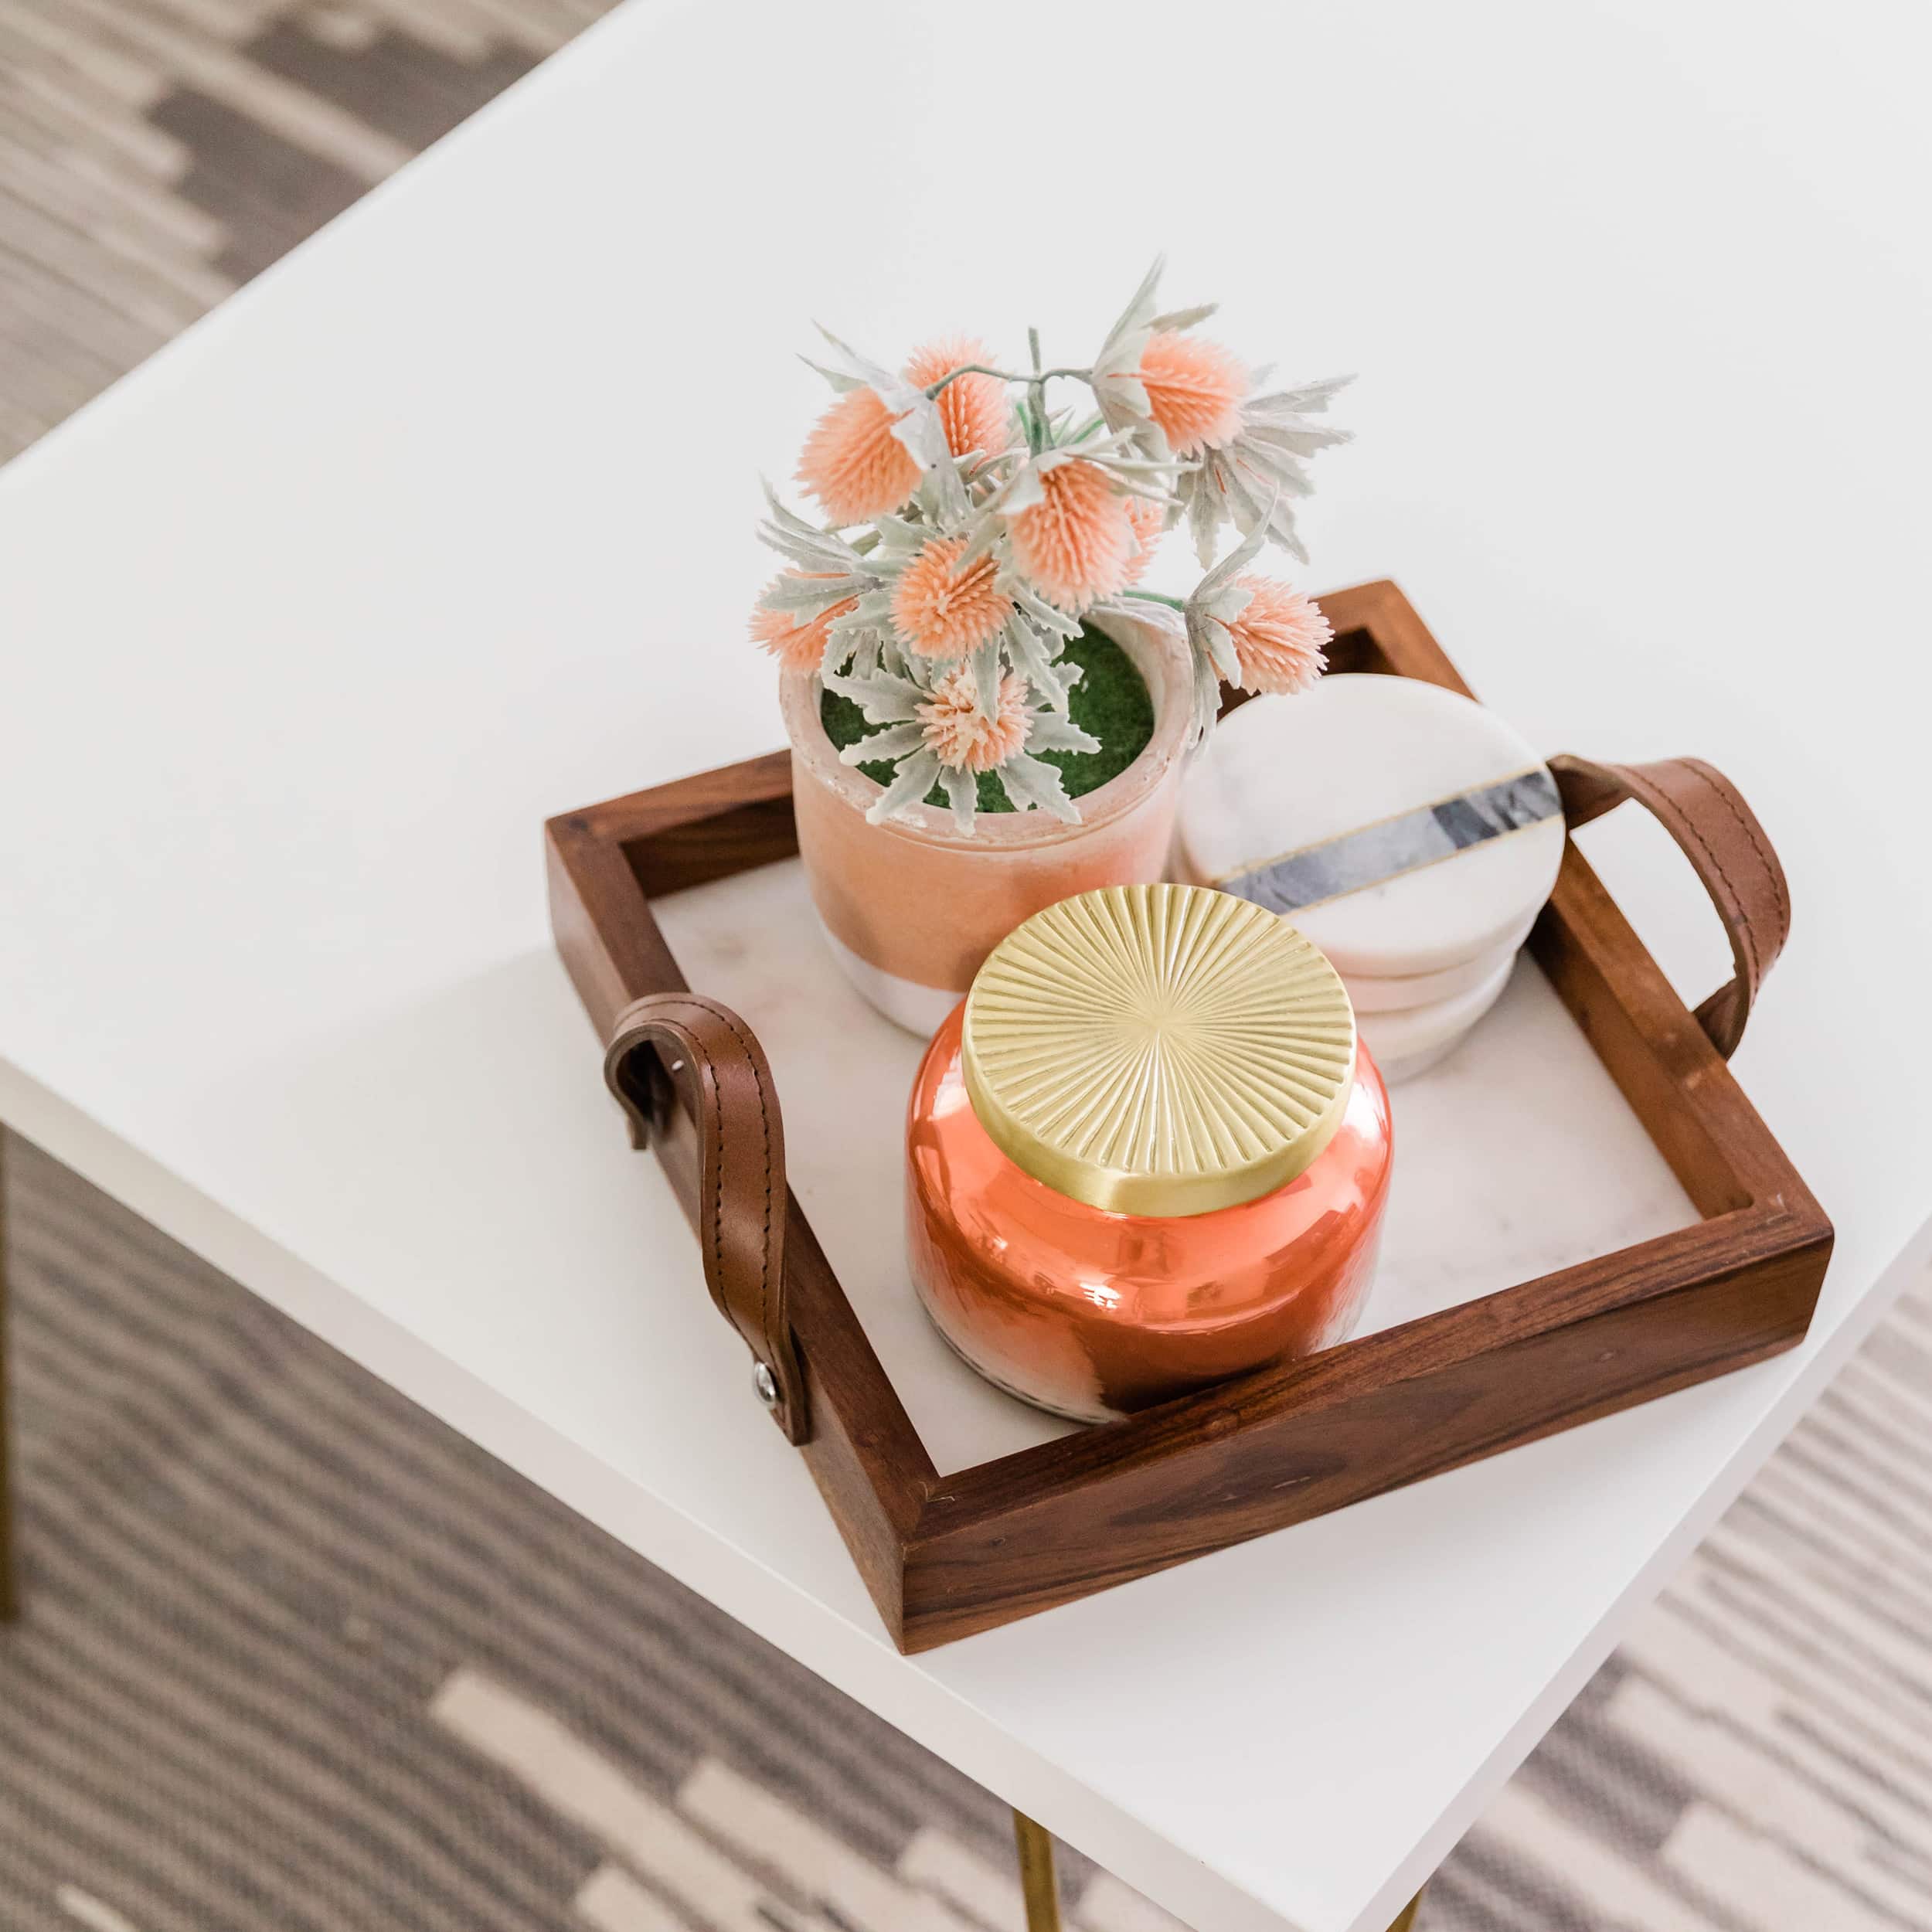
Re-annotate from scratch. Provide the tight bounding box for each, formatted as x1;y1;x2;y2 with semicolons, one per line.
9;1126;1932;1932
5;6;1932;1929
0;1133;1100;1932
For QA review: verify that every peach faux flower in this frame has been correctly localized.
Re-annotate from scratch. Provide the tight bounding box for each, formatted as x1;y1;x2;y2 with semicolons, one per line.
903;335;1012;463
1138;331;1248;457
1226;580;1332;694
1005;461;1135;611
892;534;1013;659
919;665;1031;771
797;387;923;523
1120;495;1166;587
749;572;859;670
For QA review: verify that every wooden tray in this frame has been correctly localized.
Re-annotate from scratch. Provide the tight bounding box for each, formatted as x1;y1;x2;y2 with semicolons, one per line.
546;580;1832;1651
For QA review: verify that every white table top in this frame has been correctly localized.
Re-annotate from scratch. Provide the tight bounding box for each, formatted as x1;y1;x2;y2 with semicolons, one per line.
4;4;1930;1929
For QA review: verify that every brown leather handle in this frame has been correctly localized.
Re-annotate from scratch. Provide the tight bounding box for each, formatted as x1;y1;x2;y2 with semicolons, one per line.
603;992;808;1443
1549;754;1791;1060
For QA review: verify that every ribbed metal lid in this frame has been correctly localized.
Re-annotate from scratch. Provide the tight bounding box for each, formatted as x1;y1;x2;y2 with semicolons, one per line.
961;883;1356;1217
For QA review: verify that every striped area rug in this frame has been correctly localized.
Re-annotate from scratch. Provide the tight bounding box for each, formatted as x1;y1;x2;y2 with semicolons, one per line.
4;7;1932;1928
0;1136;1141;1932
7;1135;1932;1932
0;0;606;461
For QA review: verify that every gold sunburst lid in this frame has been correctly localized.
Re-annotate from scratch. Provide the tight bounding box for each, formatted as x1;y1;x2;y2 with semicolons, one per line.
961;883;1357;1218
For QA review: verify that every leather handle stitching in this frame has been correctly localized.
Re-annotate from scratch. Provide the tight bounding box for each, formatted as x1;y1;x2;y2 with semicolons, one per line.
1617;770;1757;1052
607;995;797;1433
692;996;781;1382
655;996;779;1376
1554;753;1781;1060
1684;760;1789;951
1655;788;1761;991
1596;763;1760;996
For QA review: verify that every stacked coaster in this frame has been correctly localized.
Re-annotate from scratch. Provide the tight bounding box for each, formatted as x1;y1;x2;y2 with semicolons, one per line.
1177;675;1566;1083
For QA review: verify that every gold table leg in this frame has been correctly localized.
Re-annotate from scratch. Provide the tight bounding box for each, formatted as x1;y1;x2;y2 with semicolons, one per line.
0;1131;15;1621
1012;1810;1062;1931
1011;1806;1420;1932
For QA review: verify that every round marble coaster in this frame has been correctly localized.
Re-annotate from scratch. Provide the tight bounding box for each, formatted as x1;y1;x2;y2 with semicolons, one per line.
1356;950;1515;1070
1180;675;1566;977
1342;915;1533;1012
1371;1032;1467;1087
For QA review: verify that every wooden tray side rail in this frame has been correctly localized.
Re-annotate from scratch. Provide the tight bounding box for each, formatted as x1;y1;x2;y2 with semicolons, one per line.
548;763;938;1637
546;580;1832;1651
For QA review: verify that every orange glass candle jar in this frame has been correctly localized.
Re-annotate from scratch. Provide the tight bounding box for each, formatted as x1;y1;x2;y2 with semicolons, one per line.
906;884;1394;1421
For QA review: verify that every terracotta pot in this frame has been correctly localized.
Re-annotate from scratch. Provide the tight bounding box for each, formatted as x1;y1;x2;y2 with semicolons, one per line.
781;608;1195;1034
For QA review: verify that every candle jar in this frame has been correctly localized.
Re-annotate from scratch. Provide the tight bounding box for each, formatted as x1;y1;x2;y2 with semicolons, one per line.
906;883;1394;1421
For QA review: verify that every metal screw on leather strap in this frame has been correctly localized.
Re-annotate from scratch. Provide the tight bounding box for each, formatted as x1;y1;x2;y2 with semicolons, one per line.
603;992;810;1444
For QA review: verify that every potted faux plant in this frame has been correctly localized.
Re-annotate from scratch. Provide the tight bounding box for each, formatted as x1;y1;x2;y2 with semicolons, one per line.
752;259;1350;1032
